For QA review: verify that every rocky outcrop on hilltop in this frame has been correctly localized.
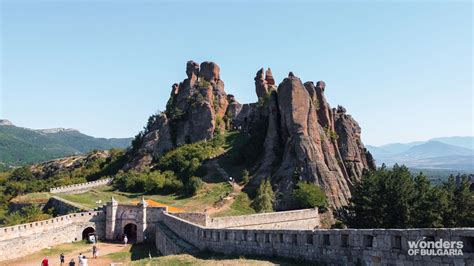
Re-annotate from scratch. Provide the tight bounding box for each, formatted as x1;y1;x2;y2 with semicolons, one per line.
247;72;375;209
31;150;111;180
124;61;229;170
124;61;375;210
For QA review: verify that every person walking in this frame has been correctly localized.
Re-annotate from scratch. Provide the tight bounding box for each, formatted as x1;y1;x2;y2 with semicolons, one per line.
81;255;88;266
60;253;65;265
92;245;98;259
68;259;75;266
41;257;49;266
77;253;83;265
124;234;128;246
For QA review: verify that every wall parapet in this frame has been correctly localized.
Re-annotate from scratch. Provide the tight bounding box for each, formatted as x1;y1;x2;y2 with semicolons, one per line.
207;208;319;229
0;211;104;241
49;178;113;194
161;212;474;265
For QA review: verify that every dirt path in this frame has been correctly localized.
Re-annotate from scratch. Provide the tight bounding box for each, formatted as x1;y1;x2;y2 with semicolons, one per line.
1;242;129;266
205;160;244;215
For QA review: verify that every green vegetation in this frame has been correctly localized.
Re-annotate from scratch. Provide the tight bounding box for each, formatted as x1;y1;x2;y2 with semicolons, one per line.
114;169;182;194
213;193;256;217
0;149;126;225
292;182;327;210
340;164;474;228
2;205;53;226
184;176;204;196
0;124;130;166
58;182;233;212
198;78;212;88
241;169;250;184
323;126;338;141
156;134;224;182
251;179;274;213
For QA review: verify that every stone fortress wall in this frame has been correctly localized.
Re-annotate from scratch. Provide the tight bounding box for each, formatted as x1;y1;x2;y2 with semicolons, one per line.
0;211;105;261
159;212;474;265
0;200;472;265
49;178;114;194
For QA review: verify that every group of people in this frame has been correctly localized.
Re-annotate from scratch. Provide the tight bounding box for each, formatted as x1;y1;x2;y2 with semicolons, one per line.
41;245;99;266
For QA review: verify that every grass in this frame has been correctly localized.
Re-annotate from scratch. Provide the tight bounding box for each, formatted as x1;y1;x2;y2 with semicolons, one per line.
218;132;249;182
10;192;52;204
57;187;132;209
39;241;90;257
125;251;323;266
213;193;255;217
55;181;233;213
105;243;159;262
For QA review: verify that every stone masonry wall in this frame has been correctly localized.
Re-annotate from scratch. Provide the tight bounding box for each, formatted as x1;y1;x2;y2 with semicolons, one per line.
50;178;113;194
0;211;105;261
161;212;474;265
206;208;319;229
172;212;208;226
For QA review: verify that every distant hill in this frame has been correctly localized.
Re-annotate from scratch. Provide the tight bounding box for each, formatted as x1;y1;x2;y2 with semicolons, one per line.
367;137;474;171
0;121;131;167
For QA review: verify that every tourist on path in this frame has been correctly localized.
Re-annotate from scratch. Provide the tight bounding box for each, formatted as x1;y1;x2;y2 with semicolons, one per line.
77;253;83;265
68;259;75;266
124;234;128;246
92;245;98;258
81;255;88;266
60;253;65;265
41;257;49;266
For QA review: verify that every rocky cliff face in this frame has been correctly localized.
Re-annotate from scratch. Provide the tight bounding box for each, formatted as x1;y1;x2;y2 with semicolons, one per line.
248;72;375;209
124;61;375;210
124;61;229;170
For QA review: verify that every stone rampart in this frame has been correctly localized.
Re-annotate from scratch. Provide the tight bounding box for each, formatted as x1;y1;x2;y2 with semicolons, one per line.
161;212;474;265
172;212;208;226
0;211;105;261
207;208;319;229
49;178;113;194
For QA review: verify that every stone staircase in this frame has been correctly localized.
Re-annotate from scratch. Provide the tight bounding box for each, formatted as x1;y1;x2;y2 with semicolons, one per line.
155;221;200;256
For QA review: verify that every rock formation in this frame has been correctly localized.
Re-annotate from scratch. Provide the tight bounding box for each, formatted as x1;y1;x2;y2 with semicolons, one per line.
124;61;375;210
247;71;375;210
124;61;229;170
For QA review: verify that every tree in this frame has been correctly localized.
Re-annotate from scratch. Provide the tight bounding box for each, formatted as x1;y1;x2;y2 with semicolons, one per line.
252;179;274;213
10;167;33;182
184;176;203;196
411;173;446;228
292;182;327;210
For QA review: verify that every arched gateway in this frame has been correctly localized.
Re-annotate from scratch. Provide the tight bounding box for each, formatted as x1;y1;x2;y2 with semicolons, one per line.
81;227;95;240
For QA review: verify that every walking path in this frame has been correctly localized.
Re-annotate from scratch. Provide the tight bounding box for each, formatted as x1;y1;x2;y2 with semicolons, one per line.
205;159;244;215
1;242;129;266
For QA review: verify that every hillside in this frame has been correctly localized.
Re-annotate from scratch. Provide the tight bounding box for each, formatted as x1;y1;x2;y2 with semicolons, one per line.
367;137;474;171
0;123;131;166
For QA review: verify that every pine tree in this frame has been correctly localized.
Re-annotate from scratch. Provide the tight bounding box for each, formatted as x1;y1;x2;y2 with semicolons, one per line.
252;179;274;213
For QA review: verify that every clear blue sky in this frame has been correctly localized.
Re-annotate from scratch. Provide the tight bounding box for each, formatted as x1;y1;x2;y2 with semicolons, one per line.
1;0;472;146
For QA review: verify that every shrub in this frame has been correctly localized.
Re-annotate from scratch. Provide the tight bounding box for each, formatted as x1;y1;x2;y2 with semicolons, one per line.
156;137;223;182
114;169;182;194
251;179;274;213
292;182;327;210
241;169;250;184
184;176;203;196
198;78;211;88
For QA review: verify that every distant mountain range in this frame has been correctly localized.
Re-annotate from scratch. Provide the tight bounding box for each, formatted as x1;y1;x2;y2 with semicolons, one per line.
0;119;132;167
367;136;474;171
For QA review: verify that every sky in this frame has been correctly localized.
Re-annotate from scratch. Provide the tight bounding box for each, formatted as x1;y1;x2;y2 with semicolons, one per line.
0;0;472;146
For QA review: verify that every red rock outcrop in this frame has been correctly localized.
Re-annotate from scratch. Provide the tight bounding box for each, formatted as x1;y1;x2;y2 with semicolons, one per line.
249;71;375;210
124;61;229;170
